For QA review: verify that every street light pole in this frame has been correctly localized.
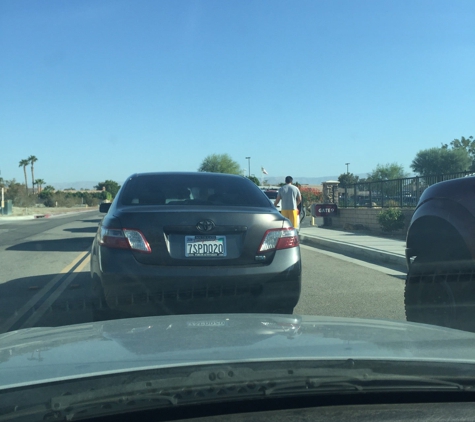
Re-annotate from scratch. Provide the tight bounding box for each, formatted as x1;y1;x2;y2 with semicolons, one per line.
345;163;350;174
245;157;251;177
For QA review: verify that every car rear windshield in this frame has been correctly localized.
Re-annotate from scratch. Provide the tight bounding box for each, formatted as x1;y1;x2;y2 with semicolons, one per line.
120;174;272;207
264;190;278;199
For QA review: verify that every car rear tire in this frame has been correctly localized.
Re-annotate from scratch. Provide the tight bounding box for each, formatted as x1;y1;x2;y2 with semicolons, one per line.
91;274;113;322
91;294;127;321
405;257;475;331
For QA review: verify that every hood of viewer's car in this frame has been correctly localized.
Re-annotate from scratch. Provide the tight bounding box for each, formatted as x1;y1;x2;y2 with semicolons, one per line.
1;314;475;389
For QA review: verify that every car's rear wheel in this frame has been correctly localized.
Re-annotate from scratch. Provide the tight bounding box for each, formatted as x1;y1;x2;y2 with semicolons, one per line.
91;274;116;321
405;257;475;331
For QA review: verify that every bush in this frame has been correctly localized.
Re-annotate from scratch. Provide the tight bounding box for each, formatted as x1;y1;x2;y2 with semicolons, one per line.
299;186;323;207
5;182;36;207
378;208;405;233
43;197;55;207
386;200;400;207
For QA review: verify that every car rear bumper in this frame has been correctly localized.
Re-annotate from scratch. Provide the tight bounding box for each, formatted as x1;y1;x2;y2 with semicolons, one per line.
92;246;302;316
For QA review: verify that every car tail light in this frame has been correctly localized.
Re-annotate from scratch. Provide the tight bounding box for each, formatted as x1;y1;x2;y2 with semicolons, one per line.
99;227;151;253
258;228;299;252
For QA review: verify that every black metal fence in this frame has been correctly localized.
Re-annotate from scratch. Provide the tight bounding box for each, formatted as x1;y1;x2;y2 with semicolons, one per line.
340;171;474;208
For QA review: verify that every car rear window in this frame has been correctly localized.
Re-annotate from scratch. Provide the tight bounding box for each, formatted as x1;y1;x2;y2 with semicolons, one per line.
120;174;273;207
264;190;278;199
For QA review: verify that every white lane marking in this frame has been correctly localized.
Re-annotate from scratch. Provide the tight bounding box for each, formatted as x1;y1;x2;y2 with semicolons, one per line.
0;250;90;332
300;244;406;277
22;255;90;328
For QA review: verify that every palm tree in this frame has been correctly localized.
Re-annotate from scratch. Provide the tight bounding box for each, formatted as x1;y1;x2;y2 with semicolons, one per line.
19;159;29;194
28;155;38;194
34;179;45;193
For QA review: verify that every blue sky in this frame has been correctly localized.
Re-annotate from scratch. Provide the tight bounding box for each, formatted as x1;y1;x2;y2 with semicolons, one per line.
1;0;474;187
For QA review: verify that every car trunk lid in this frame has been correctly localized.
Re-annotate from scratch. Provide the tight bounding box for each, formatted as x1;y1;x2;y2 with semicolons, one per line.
115;206;285;266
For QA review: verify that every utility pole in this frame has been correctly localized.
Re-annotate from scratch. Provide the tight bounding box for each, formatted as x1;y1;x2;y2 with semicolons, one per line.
245;157;251;177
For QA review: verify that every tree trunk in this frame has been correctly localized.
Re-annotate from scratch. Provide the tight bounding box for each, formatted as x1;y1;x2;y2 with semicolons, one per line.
31;165;35;194
23;166;28;194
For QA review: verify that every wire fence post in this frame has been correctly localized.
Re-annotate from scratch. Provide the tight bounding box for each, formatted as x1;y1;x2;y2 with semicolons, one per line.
399;179;403;207
415;176;420;203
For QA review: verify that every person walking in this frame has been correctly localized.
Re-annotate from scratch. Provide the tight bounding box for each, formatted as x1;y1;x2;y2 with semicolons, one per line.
274;176;301;229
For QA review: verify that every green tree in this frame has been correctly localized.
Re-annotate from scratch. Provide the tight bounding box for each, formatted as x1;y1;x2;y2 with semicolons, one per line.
95;180;121;198
84;192;103;206
367;163;408;181
101;191;113;201
39;190;52;200
28;155;38;193
441;135;475;171
38;185;56;203
246;175;260;185
338;172;360;187
198;153;242;175
18;159;29;194
5;179;35;207
411;147;471;176
34;178;45;193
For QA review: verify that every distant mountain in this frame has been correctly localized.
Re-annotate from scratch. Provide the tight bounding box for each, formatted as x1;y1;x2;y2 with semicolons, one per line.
262;176;340;186
52;173;372;191
50;181;98;191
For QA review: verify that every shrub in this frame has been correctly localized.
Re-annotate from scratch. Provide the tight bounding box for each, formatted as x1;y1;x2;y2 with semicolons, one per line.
299;186;323;206
43;197;55;207
378;208;405;233
386;200;399;207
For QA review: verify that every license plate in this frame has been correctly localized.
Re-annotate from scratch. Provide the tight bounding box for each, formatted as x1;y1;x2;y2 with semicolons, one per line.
185;235;226;257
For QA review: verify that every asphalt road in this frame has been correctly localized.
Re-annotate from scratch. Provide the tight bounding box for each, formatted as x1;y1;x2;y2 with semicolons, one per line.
296;245;405;320
0;211;407;333
0;211;99;332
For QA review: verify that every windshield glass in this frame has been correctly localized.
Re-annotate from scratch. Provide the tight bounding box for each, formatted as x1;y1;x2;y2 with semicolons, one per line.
1;0;474;419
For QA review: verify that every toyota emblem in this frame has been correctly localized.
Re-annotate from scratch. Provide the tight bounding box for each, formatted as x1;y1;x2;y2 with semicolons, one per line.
196;219;215;232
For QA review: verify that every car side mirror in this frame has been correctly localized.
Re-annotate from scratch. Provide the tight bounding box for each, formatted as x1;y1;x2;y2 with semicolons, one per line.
99;202;112;213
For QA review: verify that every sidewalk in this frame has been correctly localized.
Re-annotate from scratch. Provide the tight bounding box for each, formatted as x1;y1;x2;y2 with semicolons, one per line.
299;225;407;271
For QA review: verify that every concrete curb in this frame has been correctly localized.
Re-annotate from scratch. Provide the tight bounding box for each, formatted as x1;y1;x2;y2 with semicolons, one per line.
299;234;407;271
0;208;97;222
0;215;36;221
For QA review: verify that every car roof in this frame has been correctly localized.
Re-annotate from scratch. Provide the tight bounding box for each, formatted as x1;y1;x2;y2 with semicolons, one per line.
127;172;247;180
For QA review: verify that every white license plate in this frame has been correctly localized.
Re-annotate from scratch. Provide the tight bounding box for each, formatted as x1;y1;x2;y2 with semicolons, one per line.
185;235;226;257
